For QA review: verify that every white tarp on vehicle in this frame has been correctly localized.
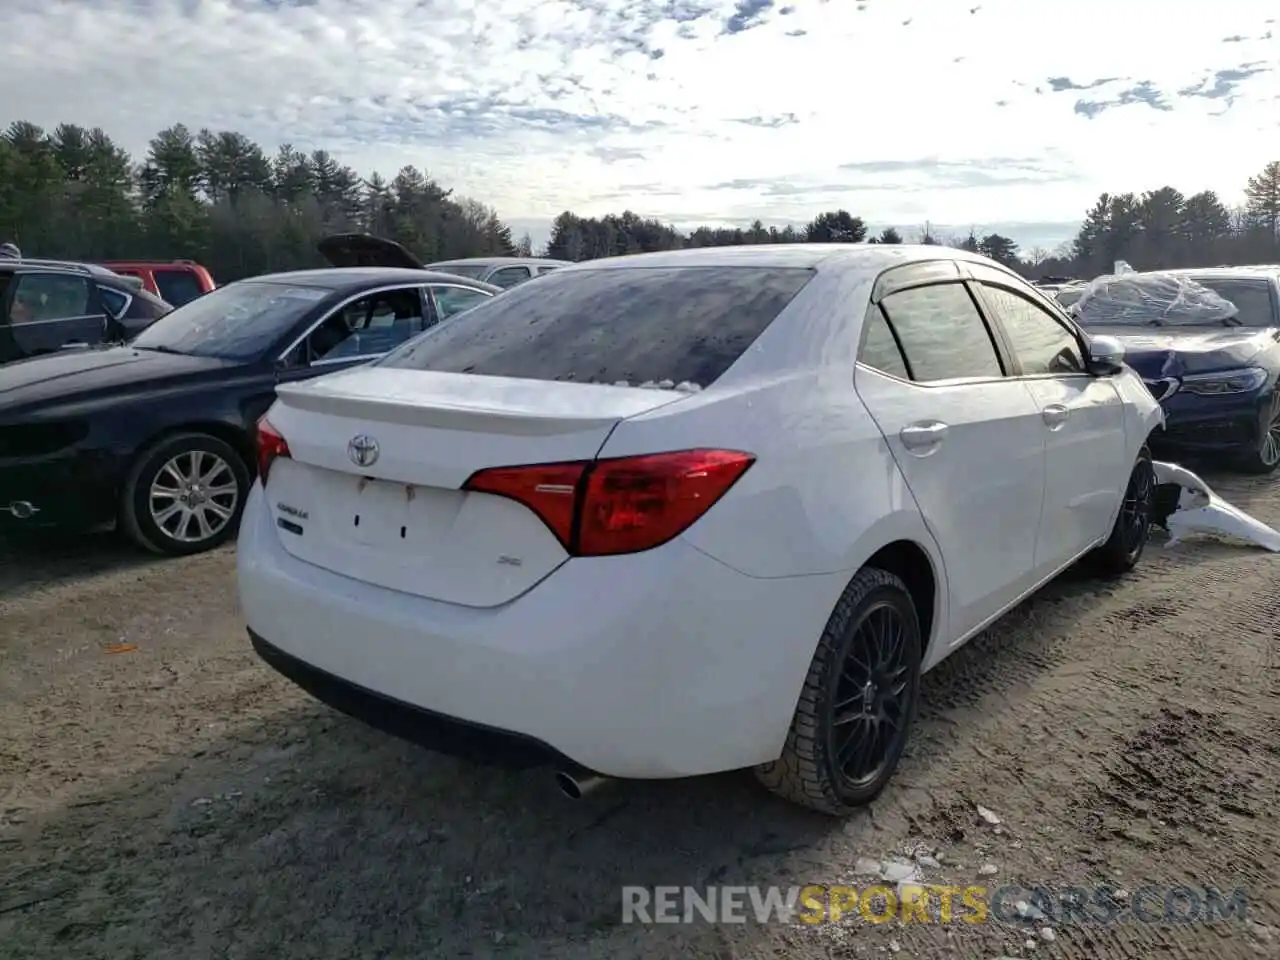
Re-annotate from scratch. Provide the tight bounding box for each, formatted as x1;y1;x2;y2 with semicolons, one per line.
1071;270;1240;326
1152;461;1280;552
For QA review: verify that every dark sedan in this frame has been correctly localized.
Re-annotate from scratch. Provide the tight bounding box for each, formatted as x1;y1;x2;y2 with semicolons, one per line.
0;265;499;554
1;259;172;364
1074;266;1280;472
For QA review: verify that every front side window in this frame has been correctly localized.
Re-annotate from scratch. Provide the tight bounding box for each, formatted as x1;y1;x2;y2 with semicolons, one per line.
131;280;333;360
978;283;1085;375
6;273;93;324
879;282;1003;382
486;266;532;288
301;287;426;364
379;265;815;388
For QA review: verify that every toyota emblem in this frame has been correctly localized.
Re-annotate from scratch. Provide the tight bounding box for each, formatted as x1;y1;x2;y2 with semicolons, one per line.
348;435;380;467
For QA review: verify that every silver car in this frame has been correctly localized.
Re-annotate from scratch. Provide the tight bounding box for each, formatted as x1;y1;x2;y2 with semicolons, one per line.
423;257;569;289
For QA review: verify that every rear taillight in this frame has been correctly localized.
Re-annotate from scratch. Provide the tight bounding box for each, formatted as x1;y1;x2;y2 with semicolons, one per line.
256;417;291;482
463;449;754;556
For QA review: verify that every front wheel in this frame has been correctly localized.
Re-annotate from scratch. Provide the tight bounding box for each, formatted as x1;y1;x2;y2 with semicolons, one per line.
754;567;923;816
1087;445;1154;577
120;432;250;556
1236;392;1280;474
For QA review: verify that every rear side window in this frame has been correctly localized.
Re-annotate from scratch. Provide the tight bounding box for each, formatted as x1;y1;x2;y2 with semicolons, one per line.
154;270;205;306
879;282;1003;382
97;285;130;319
379;266;815;388
857;305;909;379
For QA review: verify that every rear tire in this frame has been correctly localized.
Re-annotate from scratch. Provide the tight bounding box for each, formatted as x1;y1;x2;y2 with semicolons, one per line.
120;432;250;556
1087;445;1154;578
754;567;922;816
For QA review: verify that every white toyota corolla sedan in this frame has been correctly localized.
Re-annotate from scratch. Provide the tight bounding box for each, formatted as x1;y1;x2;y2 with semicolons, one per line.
237;244;1163;815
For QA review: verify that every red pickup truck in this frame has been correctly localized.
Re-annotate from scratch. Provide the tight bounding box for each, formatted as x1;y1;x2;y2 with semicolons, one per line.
98;260;216;306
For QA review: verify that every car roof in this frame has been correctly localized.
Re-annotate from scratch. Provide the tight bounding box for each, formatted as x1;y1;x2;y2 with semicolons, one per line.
1161;266;1280;281
1;257;129;279
548;243;1005;276
236;266;502;291
428;257;568;269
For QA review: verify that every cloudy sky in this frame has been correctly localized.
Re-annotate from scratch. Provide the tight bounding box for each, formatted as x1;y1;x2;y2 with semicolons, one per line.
1;0;1277;249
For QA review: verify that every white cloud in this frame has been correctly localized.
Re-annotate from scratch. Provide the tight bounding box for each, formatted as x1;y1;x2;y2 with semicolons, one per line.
1;0;1276;241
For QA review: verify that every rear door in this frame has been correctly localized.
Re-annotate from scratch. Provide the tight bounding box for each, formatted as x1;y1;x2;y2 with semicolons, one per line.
1;271;106;359
970;272;1128;573
853;273;1047;641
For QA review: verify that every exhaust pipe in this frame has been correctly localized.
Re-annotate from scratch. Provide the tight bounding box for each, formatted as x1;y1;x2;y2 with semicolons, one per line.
7;501;38;520
554;768;612;799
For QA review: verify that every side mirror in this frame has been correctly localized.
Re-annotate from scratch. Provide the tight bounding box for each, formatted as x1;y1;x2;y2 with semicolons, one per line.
1085;334;1126;376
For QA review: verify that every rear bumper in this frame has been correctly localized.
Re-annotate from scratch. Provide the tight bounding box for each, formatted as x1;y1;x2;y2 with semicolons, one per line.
236;483;848;779
249;630;570;769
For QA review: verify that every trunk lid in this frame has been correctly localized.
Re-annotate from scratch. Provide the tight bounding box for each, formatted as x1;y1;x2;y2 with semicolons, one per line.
263;368;691;607
316;233;422;270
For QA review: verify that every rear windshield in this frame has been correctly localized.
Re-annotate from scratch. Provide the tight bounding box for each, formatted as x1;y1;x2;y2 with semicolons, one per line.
377;265;815;388
431;263;490;281
1184;277;1276;328
154;269;206;306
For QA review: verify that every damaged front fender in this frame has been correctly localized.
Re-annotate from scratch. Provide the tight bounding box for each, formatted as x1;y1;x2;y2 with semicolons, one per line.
1151;461;1280;552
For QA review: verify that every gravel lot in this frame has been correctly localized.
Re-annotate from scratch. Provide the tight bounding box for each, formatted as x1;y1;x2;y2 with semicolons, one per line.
2;472;1277;960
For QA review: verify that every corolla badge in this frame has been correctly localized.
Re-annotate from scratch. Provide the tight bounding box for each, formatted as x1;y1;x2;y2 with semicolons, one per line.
347;435;380;467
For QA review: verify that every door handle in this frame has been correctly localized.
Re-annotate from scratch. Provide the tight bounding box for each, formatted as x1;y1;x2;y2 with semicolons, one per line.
1042;404;1070;428
900;421;949;452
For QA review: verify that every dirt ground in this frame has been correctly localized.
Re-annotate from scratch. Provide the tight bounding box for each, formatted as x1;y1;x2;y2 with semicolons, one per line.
1;472;1277;960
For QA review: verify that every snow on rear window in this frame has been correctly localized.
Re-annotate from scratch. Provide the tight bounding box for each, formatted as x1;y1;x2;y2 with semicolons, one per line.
377;265;814;387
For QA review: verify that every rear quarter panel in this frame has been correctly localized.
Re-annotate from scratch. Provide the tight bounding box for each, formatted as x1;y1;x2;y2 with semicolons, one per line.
596;265;949;659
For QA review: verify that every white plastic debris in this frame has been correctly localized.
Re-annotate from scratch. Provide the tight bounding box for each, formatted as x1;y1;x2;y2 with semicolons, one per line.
976;804;1001;825
888;940;901;953
1016;900;1046;921
1040;927;1056;942
978;863;999;876
880;860;919;883
1152;461;1280;552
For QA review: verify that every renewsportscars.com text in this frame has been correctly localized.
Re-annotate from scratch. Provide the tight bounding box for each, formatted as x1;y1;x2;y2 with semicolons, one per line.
621;884;1249;926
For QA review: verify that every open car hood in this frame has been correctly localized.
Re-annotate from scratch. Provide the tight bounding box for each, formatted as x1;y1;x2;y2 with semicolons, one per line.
1151;461;1280;552
317;233;422;270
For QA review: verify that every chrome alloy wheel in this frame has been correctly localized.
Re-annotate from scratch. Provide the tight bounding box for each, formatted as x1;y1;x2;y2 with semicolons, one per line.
148;449;240;543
